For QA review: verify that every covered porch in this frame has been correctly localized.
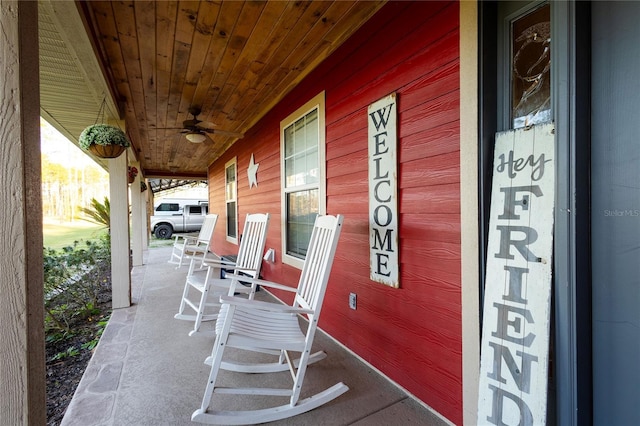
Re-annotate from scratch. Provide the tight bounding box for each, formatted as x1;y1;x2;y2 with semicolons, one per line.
2;1;474;424
61;246;447;426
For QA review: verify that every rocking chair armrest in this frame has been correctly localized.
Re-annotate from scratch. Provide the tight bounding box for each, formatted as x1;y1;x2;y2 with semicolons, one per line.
219;295;313;315
223;274;297;293
202;258;238;268
174;235;198;246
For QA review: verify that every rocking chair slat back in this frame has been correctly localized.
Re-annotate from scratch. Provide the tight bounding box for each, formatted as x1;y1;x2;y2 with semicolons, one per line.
234;214;269;277
296;215;342;315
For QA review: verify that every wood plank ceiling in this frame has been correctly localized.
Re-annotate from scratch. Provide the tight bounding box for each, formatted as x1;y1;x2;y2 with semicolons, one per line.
80;1;385;178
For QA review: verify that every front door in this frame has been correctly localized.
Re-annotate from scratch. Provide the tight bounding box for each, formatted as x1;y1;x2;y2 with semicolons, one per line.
591;2;640;424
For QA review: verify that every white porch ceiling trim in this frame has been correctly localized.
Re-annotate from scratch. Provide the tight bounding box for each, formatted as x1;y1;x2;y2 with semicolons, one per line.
38;0;128;166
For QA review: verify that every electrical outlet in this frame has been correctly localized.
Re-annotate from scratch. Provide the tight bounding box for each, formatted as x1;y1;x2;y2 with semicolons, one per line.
349;293;357;310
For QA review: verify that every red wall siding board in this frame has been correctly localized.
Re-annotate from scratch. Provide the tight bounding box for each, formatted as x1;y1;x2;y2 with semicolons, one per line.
401;150;461;188
207;2;462;423
322;289;462;411
400;61;460;113
327;150;369;179
299;2;418;107
326;129;365;161
326;191;368;215
326;110;365;144
401;183;460;214
400;92;459;139
399;121;460;163
403;258;461;291
323;292;459;358
401;238;461;274
326;3;457;117
327;172;367;197
329;30;459;124
400;213;461;245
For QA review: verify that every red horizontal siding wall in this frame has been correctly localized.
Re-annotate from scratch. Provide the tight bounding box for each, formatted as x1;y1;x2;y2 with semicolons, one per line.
208;2;462;423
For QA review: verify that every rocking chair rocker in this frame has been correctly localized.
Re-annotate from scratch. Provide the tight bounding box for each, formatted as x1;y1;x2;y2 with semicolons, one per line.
168;214;218;269
174;213;269;335
192;214;346;425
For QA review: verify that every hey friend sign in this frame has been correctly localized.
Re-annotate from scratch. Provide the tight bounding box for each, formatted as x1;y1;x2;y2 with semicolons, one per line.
478;122;555;426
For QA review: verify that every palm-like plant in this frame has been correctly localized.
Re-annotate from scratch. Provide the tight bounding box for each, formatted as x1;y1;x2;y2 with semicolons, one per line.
79;197;110;230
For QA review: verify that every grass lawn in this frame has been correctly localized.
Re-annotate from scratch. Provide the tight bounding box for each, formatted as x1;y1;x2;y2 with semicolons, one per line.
43;221;108;250
43;220;188;250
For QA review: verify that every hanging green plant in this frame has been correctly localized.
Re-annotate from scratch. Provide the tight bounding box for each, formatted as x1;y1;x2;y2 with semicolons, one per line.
79;124;130;159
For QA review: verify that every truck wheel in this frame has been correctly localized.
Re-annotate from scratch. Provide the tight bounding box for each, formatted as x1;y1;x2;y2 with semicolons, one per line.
154;224;173;239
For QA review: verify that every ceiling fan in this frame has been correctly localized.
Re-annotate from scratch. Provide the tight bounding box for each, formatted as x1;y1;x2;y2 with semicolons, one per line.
158;106;244;144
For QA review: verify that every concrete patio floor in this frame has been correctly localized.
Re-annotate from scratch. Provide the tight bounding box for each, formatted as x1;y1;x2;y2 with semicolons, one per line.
61;246;451;426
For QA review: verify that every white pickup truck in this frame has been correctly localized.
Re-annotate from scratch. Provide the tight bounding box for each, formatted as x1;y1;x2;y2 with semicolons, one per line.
150;204;209;239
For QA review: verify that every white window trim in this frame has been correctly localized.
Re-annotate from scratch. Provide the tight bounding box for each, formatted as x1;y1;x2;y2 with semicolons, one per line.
280;91;326;269
225;157;238;244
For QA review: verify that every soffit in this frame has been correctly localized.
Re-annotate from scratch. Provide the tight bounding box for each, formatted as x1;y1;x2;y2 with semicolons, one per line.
39;0;125;169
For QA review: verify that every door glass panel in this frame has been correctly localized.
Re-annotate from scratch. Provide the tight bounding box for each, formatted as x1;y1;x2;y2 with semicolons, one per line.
511;3;551;128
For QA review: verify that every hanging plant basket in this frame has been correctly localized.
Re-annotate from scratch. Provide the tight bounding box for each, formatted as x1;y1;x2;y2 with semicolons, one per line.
127;166;138;184
79;124;130;159
88;143;127;159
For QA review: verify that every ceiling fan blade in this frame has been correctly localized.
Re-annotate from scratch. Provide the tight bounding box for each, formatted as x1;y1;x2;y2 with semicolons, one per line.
183;119;199;128
203;129;244;138
195;120;216;129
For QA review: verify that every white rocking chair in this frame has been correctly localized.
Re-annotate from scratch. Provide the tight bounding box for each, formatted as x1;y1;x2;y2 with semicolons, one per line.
174;213;269;335
168;214;218;269
192;214;346;425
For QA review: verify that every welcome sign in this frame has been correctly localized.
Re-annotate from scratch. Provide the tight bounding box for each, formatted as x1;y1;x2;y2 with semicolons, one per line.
477;123;555;425
368;93;399;288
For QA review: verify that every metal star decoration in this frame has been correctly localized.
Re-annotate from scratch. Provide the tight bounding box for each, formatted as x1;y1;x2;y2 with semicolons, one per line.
247;153;259;188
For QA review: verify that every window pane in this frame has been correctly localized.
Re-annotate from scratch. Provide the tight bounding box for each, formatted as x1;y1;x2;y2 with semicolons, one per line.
284;125;294;157
285;157;295;187
511;3;551;128
156;203;179;212
306;150;319;184
284;107;319;189
226;163;236;183
226;163;236;201
286;189;318;258
226;201;237;238
305;110;318;150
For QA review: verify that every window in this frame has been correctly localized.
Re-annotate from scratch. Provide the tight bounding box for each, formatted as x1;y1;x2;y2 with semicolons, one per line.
510;3;551;128
280;92;326;268
225;158;238;243
156;203;179;212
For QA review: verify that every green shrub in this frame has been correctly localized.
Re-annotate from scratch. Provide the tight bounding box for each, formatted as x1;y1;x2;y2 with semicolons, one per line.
43;235;111;336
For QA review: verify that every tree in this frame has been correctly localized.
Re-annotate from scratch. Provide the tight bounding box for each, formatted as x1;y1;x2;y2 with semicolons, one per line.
79;197;110;230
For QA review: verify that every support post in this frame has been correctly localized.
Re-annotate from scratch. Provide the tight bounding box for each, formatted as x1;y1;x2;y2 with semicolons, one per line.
130;162;144;266
109;153;131;308
460;2;480;424
0;1;46;423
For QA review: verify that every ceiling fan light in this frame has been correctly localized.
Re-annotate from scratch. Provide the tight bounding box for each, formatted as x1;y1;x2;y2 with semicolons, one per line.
185;132;206;143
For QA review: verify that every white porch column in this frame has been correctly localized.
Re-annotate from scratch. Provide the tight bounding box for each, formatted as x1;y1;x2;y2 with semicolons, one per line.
0;1;46;424
109;153;131;308
460;2;480;425
130;162;144;266
141;181;149;249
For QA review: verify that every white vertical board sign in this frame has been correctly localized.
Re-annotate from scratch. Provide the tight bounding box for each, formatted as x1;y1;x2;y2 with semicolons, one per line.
477;122;555;426
368;93;399;288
